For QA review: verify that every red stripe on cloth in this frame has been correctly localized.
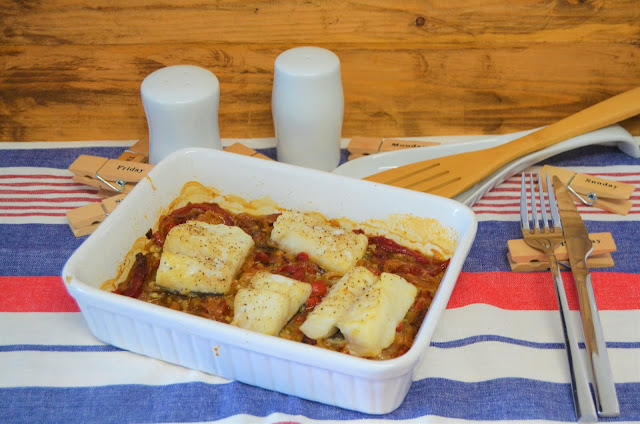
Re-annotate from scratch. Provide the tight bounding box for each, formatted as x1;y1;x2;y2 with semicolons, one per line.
448;271;640;310
0;174;73;180
0;189;98;195
0;182;84;187
0;212;69;217
0;205;72;210
4;272;638;313
473;210;640;215
0;196;99;203
0;276;80;312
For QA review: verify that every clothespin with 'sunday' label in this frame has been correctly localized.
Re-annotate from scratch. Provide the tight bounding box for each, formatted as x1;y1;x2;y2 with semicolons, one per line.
540;165;635;216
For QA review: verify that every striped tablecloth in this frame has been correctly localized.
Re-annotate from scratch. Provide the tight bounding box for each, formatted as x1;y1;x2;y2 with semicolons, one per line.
1;141;639;423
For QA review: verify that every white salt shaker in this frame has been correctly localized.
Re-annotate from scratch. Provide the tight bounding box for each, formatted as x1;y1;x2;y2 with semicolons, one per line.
272;47;344;171
141;65;222;164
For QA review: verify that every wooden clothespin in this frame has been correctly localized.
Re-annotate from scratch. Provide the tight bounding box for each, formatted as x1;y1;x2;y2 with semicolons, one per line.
347;136;440;160
541;165;635;216
69;136;152;195
68;155;154;194
66;194;127;237
507;232;617;272
67;141;272;236
223;142;274;160
117;136;150;163
67;137;151;236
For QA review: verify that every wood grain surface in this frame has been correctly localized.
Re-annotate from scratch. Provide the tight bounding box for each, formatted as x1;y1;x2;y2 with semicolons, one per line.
1;0;639;141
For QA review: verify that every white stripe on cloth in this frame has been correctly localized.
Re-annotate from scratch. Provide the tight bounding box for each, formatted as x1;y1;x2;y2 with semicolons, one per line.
0;167;101;224
187;413;539;424
432;304;640;344
2;309;638;387
1;332;637;387
415;338;640;383
6;308;638;347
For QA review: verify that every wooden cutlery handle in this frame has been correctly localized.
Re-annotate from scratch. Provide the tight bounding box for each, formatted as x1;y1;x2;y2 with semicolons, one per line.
496;86;640;160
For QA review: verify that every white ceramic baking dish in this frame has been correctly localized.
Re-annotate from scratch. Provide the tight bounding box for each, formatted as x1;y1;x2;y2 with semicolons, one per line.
62;148;477;414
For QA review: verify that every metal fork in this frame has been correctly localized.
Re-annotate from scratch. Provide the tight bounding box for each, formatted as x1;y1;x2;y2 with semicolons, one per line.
520;172;597;422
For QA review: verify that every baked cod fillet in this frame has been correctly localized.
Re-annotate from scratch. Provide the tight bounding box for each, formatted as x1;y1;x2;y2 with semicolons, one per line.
299;266;378;339
270;210;368;274
232;271;312;336
337;273;417;357
156;221;254;294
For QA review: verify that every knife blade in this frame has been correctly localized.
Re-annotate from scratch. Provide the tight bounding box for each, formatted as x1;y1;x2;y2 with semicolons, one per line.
552;176;620;418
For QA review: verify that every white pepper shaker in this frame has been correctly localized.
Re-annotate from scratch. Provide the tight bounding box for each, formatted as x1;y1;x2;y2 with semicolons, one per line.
272;47;344;171
141;65;222;164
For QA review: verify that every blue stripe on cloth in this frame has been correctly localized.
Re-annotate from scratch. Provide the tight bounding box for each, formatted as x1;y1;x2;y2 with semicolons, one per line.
541;144;640;167
0;224;84;276
1;143;637;277
0;143;635;172
4;219;640;277
0;145;300;168
0;147;128;168
464;220;640;273
431;336;640;350
0;379;638;423
5;338;637;354
0;345;123;353
0;146;282;169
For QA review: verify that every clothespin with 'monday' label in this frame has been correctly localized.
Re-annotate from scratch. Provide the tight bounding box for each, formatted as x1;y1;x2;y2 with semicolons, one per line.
347;136;440;161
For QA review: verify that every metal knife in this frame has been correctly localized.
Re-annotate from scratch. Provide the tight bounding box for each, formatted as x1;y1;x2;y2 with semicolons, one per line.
552;176;620;418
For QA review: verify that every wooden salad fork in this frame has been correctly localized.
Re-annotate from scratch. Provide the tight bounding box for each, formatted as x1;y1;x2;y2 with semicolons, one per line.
521;172;597;422
365;86;640;199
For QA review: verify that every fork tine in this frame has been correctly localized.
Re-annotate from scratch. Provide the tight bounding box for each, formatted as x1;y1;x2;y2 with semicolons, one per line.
529;173;539;230
538;172;549;230
520;173;530;230
546;171;562;230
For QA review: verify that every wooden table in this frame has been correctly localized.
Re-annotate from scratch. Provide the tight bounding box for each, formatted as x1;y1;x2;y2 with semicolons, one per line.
2;1;639;142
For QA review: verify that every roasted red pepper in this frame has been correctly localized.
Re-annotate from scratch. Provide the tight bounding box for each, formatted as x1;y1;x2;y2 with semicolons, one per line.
369;235;429;264
305;295;322;310
254;250;270;264
153;202;235;246
310;280;327;297
114;253;148;298
275;264;306;281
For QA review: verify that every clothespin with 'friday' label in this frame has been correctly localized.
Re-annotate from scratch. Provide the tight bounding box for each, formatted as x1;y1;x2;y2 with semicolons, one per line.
69;155;154;194
66;141;273;236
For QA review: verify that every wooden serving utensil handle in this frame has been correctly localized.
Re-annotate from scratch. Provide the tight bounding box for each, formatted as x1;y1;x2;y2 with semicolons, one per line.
495;86;640;161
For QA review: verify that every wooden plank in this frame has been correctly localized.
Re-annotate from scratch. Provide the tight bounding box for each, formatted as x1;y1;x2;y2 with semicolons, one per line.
2;42;638;141
1;1;638;45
